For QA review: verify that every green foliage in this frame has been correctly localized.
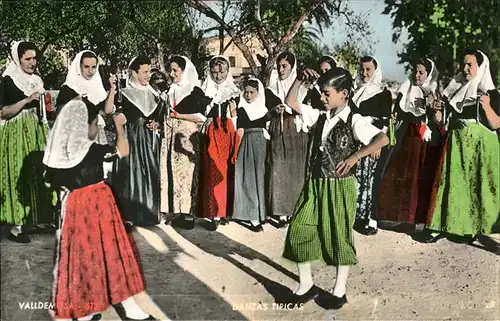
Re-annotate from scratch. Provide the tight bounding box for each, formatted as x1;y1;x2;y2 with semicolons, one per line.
0;0;204;88
384;0;499;85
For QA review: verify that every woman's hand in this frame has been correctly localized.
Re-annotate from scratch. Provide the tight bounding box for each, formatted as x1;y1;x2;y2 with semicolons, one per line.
229;100;237;117
391;111;398;122
273;104;286;115
370;149;381;160
170;107;179;118
336;154;359;176
146;120;160;131
25;92;41;105
109;74;117;93
237;128;244;138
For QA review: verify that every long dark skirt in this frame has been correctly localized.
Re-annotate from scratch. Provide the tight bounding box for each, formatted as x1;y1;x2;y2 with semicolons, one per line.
111;117;161;226
266;114;309;217
355;156;379;221
232;129;267;222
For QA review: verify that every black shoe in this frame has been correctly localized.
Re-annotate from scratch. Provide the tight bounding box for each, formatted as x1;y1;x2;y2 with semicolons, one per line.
325;294;348;309
248;224;264;232
7;232;31;243
421;233;444;243
124;222;135;233
71;313;102;321
276;220;288;228
220;218;230;225
207;219;220;231
364;226;378;236
123;315;157;320
286;286;319;305
171;215;195;230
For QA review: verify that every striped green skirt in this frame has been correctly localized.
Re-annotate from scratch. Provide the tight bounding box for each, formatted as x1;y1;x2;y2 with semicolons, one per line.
283;177;358;266
0;111;54;227
428;121;499;236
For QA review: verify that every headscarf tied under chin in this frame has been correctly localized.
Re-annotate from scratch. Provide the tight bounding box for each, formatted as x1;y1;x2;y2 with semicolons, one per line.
351;56;384;106
2;40;45;96
167;55;201;107
201;55;240;106
63;50;107;106
43;98;107;169
443;50;495;112
397;58;439;117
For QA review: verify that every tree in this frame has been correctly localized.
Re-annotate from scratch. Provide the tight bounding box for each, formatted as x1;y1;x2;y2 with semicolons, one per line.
384;0;500;85
186;0;373;85
0;0;205;87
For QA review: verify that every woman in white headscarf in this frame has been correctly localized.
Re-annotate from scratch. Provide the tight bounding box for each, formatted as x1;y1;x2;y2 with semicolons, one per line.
378;57;445;230
265;51;309;227
111;55;164;228
199;55;241;231
164;55;211;229
43;97;154;321
350;56;393;235
0;41;54;243
56;50;114;113
231;78;273;232
425;49;499;242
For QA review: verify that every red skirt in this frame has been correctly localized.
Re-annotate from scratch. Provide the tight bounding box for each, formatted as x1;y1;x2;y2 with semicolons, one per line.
52;182;145;319
199;118;240;219
378;124;444;224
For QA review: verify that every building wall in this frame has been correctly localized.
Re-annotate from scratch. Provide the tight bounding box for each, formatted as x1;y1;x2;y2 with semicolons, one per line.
203;35;268;77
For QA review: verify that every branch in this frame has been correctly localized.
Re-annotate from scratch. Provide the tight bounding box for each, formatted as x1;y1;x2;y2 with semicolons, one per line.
274;0;323;54
222;38;233;54
122;3;159;43
186;0;259;76
254;0;272;55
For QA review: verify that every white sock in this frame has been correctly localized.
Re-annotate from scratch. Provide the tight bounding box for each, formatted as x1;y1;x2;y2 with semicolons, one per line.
430;232;440;237
10;225;22;236
333;265;349;297
54;318;72;321
368;219;377;229
77;312;99;321
184;215;195;221
295;262;314;295
250;220;260;226
121;296;149;319
279;215;288;221
213;217;220;221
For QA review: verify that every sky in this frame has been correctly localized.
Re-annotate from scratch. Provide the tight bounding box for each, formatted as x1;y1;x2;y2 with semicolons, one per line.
323;0;409;82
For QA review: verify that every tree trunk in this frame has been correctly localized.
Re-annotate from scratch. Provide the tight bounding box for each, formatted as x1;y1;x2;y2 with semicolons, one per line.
157;42;166;73
261;57;276;87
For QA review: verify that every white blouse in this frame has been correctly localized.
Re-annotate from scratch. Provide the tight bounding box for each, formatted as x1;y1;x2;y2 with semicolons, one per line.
298;104;382;146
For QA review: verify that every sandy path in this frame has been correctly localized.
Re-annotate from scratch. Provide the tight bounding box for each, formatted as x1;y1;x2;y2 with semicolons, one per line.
1;221;498;321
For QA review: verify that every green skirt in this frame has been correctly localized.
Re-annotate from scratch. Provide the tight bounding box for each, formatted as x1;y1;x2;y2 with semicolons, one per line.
283;177;358;266
428;122;499;236
0;111;54;226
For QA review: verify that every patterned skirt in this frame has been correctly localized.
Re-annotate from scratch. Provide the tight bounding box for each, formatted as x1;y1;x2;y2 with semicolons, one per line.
354;156;379;221
162;118;203;215
199;118;240;219
283;177;358;266
52;182;144;319
427;122;499;236
0;111;54;227
266;115;309;217
232;129;267;222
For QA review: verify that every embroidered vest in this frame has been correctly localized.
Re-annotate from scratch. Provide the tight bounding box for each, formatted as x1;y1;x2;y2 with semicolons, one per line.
306;111;360;179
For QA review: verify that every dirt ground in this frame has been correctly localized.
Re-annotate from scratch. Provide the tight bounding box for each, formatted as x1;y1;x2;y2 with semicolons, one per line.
1;221;499;321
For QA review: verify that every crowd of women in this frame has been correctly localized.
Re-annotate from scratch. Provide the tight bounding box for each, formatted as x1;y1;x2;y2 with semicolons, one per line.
0;39;498;320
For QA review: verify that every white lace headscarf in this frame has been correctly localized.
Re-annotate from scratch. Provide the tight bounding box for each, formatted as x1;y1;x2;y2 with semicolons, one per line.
43;98;107;169
443;50;495;112
2;40;45;96
397;58;439;117
352;56;384;106
63;50;107;106
201;55;240;104
167;55;200;107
